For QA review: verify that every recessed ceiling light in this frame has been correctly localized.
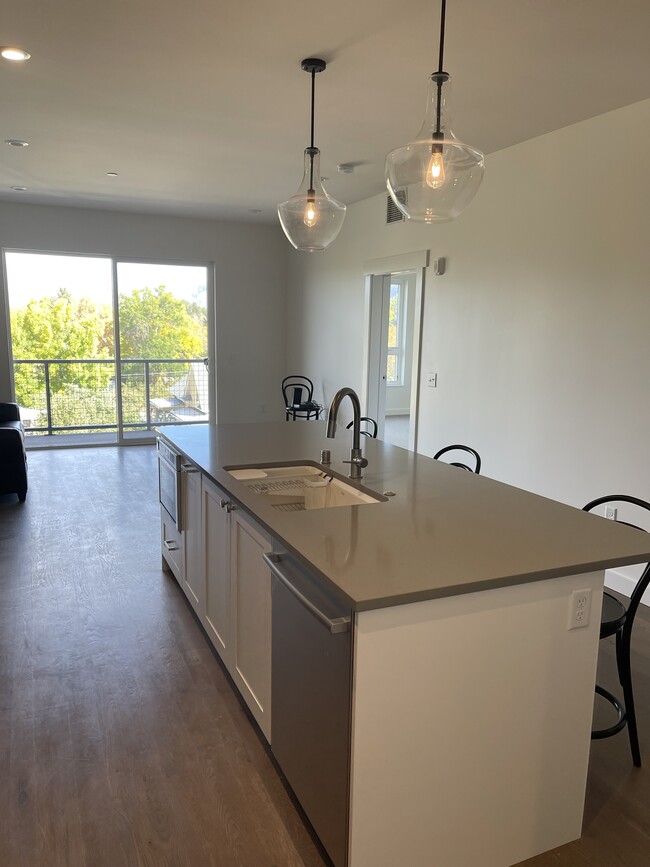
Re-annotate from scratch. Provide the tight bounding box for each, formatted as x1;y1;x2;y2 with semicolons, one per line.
106;172;118;177
1;46;31;62
10;185;27;191
5;139;29;147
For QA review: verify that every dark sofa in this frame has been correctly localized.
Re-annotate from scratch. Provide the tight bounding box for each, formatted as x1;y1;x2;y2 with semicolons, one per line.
0;403;28;501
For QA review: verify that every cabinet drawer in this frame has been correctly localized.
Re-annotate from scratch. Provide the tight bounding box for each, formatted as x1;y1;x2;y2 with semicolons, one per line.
161;507;183;581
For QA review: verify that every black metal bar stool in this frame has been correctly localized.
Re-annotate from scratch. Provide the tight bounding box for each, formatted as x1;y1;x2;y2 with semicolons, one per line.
433;444;481;474
346;416;377;438
582;494;650;767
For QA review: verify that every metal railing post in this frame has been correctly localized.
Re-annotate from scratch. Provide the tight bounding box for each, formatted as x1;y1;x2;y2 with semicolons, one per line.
44;361;53;435
144;360;151;430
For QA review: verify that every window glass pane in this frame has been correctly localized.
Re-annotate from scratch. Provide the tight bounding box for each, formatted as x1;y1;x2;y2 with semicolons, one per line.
388;283;401;350
6;251;116;439
116;262;209;438
386;353;398;383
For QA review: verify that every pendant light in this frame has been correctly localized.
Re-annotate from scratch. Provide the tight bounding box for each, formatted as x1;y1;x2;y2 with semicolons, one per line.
277;59;346;252
385;0;484;223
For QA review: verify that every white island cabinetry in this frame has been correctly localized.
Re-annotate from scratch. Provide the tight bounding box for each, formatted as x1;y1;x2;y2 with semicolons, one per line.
157;421;650;867
228;508;272;739
164;469;273;742
202;476;231;662
182;465;204;615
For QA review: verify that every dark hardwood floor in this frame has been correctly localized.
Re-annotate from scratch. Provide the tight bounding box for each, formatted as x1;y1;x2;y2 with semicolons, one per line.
0;446;328;867
1;445;649;866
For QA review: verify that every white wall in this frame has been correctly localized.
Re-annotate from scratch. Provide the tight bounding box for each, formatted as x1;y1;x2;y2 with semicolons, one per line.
287;98;650;512
0;202;288;422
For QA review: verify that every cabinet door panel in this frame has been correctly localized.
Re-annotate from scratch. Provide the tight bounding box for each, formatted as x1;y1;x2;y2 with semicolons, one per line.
182;468;203;614
230;511;272;741
203;477;231;664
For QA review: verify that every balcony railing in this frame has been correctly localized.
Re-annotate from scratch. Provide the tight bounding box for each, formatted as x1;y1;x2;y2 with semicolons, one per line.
13;358;209;437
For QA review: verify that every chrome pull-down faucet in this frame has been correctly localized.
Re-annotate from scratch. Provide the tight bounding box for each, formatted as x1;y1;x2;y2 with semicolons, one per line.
326;387;369;480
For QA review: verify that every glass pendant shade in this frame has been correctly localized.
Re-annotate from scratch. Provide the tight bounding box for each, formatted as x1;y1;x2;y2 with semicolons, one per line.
386;72;484;223
278;147;346;252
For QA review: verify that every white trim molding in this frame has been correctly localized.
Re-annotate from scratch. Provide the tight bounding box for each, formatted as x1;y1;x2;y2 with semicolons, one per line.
362;250;429;277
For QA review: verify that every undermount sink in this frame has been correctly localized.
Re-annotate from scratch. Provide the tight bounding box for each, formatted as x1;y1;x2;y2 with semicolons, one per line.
226;464;386;511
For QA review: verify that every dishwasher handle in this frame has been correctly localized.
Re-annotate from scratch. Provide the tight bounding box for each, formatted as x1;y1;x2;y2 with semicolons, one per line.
263;553;351;634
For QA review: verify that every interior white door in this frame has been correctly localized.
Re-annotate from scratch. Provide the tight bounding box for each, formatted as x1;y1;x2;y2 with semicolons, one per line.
365;274;391;440
364;266;425;452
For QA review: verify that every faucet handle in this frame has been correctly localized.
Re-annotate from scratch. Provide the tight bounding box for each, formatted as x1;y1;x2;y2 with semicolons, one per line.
343;456;369;469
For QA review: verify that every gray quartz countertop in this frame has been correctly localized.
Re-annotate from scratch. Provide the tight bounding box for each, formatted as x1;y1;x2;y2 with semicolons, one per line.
157;422;650;611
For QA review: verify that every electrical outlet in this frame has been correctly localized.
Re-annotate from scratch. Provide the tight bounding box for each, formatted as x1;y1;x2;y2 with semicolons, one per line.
567;588;592;630
605;507;617;520
427;373;438;388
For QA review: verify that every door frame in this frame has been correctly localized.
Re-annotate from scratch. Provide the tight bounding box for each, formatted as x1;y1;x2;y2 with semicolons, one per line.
361;250;428;452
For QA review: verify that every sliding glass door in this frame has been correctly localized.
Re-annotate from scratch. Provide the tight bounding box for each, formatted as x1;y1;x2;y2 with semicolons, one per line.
5;251;212;447
115;260;211;443
6;251;118;444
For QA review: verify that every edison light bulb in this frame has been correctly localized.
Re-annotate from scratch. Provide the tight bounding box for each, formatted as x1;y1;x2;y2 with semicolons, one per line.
304;194;317;228
426;149;446;189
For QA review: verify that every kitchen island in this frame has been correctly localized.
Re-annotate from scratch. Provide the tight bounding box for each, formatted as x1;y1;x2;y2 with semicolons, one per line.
156;421;650;867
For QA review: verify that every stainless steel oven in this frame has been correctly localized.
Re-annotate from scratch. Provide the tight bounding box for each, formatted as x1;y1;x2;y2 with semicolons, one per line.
157;438;183;530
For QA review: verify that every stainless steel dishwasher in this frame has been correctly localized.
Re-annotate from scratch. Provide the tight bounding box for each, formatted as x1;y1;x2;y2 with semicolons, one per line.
263;552;353;867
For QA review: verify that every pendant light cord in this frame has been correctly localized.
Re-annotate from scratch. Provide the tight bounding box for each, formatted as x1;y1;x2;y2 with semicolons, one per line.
435;0;447;138
309;69;316;192
437;0;447;74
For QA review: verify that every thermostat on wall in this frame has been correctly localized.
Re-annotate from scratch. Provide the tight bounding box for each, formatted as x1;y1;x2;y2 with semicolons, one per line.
433;257;446;276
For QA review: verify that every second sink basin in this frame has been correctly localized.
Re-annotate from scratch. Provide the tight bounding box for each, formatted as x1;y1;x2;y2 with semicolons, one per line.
227;464;385;511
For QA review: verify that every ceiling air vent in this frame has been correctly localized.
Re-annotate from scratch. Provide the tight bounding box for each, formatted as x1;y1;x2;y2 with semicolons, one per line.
386;191;406;224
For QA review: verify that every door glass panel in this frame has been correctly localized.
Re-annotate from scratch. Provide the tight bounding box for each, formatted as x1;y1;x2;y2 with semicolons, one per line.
116;262;209;441
6;252;116;445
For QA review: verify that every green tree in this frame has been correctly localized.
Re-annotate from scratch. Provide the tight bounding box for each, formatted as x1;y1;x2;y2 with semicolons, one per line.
118;286;206;359
11;284;208;429
11;289;113;399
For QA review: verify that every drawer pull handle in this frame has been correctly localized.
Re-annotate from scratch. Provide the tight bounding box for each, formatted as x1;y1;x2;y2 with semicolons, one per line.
164;540;179;552
220;498;235;512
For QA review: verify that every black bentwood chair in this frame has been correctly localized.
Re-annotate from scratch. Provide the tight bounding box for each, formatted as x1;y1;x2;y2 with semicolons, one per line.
433;444;481;474
582;494;650;767
346;416;378;439
281;375;322;421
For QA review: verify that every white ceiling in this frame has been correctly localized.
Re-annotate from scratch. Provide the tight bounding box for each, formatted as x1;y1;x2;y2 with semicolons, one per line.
2;0;650;223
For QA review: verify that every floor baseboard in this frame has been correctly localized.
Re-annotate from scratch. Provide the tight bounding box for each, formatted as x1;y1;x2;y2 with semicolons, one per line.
605;567;650;607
